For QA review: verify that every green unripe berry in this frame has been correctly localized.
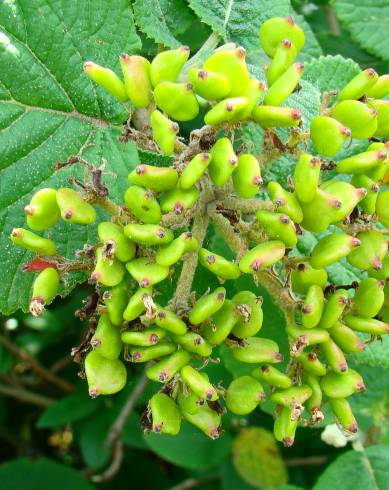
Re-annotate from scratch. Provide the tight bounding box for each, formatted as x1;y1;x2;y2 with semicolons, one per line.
124;185;162;224
351;174;380;214
102;278;130;326
178;153;211;190
128;164;178;192
232;154;262;199
231;291;263;339
353;277;385;318
329;321;365;353
146;350;191;383
149;393;182;435
366;74;389;98
336;149;387;175
98;222;136;262
264;62;304;106
123;223;173;246
251;105;301;127
91;314;122;360
310;116;351;157
91;247;126;287
286;324;330;347
270;385;312;408
160;186;200;215
321;369;365;399
344;315;389;335
121;327;166;347
85;351;127;397
256;210;297;247
181;401;221;439
155;308;187;335
150;46;190;87
83;61;127;102
203;299;240;345
29;267;60;316
320;338;348;373
172;332;212;356
238;79;266;119
56;188;96;225
239;241;285;273
156;232;198;267
126;257;169;287
198;248;240;280
226;376;265;415
266;39;298;86
294;154;321;203
209;137;238;187
338;67;378;101
129;342;177;363
204;96;249;126
369;99;389;137
331;100;377;139
123;287;153;322
328;398;358;434
273;406;298;447
300;188;343;232
347;230;388;271
180;365;218;401
120;54;152;108
251;365;292;389
154;82;199;121
366;142;389;182
203;47;250;97
291;264;327;296
376;189;389;228
188;68;231;100
189;287;226;325
368;253;389;280
296;351;327;377
303;372;323;419
11;228;56;256
320;180;367;223
267;181;303;223
151;110;179;155
318;289;349;329
301;285;324;329
231;337;282;363
310;233;361;269
259;16;305;57
24;188;60;231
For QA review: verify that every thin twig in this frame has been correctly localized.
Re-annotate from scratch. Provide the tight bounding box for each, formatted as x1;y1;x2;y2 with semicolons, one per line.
286;455;329;467
90;440;124;483
169;474;219;490
0;382;54;407
105;370;149;448
0;334;74;393
50;354;73;374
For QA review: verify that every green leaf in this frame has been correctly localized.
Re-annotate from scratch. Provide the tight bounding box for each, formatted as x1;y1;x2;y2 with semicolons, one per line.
231;427;288;488
0;458;93;490
0;0;142;315
143;420;232;470
332;0;389;61
353;336;389;370
313;445;389;490
188;0;321;57
133;0;194;48
37;390;101;428
303;55;360;92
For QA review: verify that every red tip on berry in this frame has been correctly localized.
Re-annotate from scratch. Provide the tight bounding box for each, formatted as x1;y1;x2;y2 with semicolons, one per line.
206;255;216;264
140;278;150;288
136;165;146;175
174;203;184;215
283;436;294;447
282;39;292;48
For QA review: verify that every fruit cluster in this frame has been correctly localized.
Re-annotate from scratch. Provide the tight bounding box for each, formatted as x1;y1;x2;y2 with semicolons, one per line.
11;16;389;445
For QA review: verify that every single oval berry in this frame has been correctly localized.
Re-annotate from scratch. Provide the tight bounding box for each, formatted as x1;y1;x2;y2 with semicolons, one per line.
149;393;182;435
310;116;350;157
83;61;127;102
188;68;231;100
150;46;190;87
226;376;265;415
124;185;162;224
180;365;218;401
29;267;60;316
259;17;305;57
126;257;169;287
232;154;262;199
91;247;126;287
188;287;226;325
25;188;60;231
209;137;238;187
154;82;199;122
151;110;179;155
178;153;211;190
146;350;190;383
239;240;286;273
120;54;152;108
231;337;282;363
128;164;178;192
56;188;96;225
337;68;378;101
85;351;127;397
91;314;122;360
264;62;304;106
198;248;241;280
331;100;377;139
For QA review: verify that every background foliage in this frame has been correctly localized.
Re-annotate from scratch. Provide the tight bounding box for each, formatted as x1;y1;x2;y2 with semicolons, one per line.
0;0;388;489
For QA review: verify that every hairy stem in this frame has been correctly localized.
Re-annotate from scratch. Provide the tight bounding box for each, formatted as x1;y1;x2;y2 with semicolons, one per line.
220;196;274;214
172;211;210;310
208;208;247;258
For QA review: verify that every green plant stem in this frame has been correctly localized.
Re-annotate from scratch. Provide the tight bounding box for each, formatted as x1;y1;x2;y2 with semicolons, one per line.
0;383;54;407
172;211;210;310
179;32;221;80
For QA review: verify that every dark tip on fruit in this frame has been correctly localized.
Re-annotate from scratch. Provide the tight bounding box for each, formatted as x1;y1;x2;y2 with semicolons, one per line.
140;278;150;287
11;228;22;238
158;311;166;319
174;203;184;215
226;102;234;112
339;296;348;305
230;156;238;165
311;156;321;166
308;352;317;361
102;291;112;300
253;175;263;186
171;122;179;133
181;45;190;53
186;83;193;91
153;423;162;433
297;263;306;271
339;363;348;372
371;183;380;192
291;109;301;120
356;381;366;392
194;336;203;345
64;209;73;219
302;305;313;314
159;370;168;381
352;238;361;248
90;271;101;283
199;152;210;162
157;228;166;238
366;68;377;78
206;389;214;400
120;52;130;61
274;352;283;362
286;15;296;25
91;338;101;347
349;421;359;433
132;351;142;361
357;187;368;197
136;164;146;175
206;254;216;264
209;428;221;440
258;392;266;401
217;292;225;301
149;334;159;344
89;388;99;398
377;151;387;160
282;39;292;48
236;47;246;59
371;257;382;270
261;365;270;373
295;63;305;73
275;198;284;206
251;259;262;272
83;61;94;71
283;436;294;447
198;70;208;80
185;231;193;238
24;204;36;216
279;214;290;224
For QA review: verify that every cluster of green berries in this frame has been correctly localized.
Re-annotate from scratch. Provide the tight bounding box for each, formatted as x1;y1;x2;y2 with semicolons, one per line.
11;16;389;445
